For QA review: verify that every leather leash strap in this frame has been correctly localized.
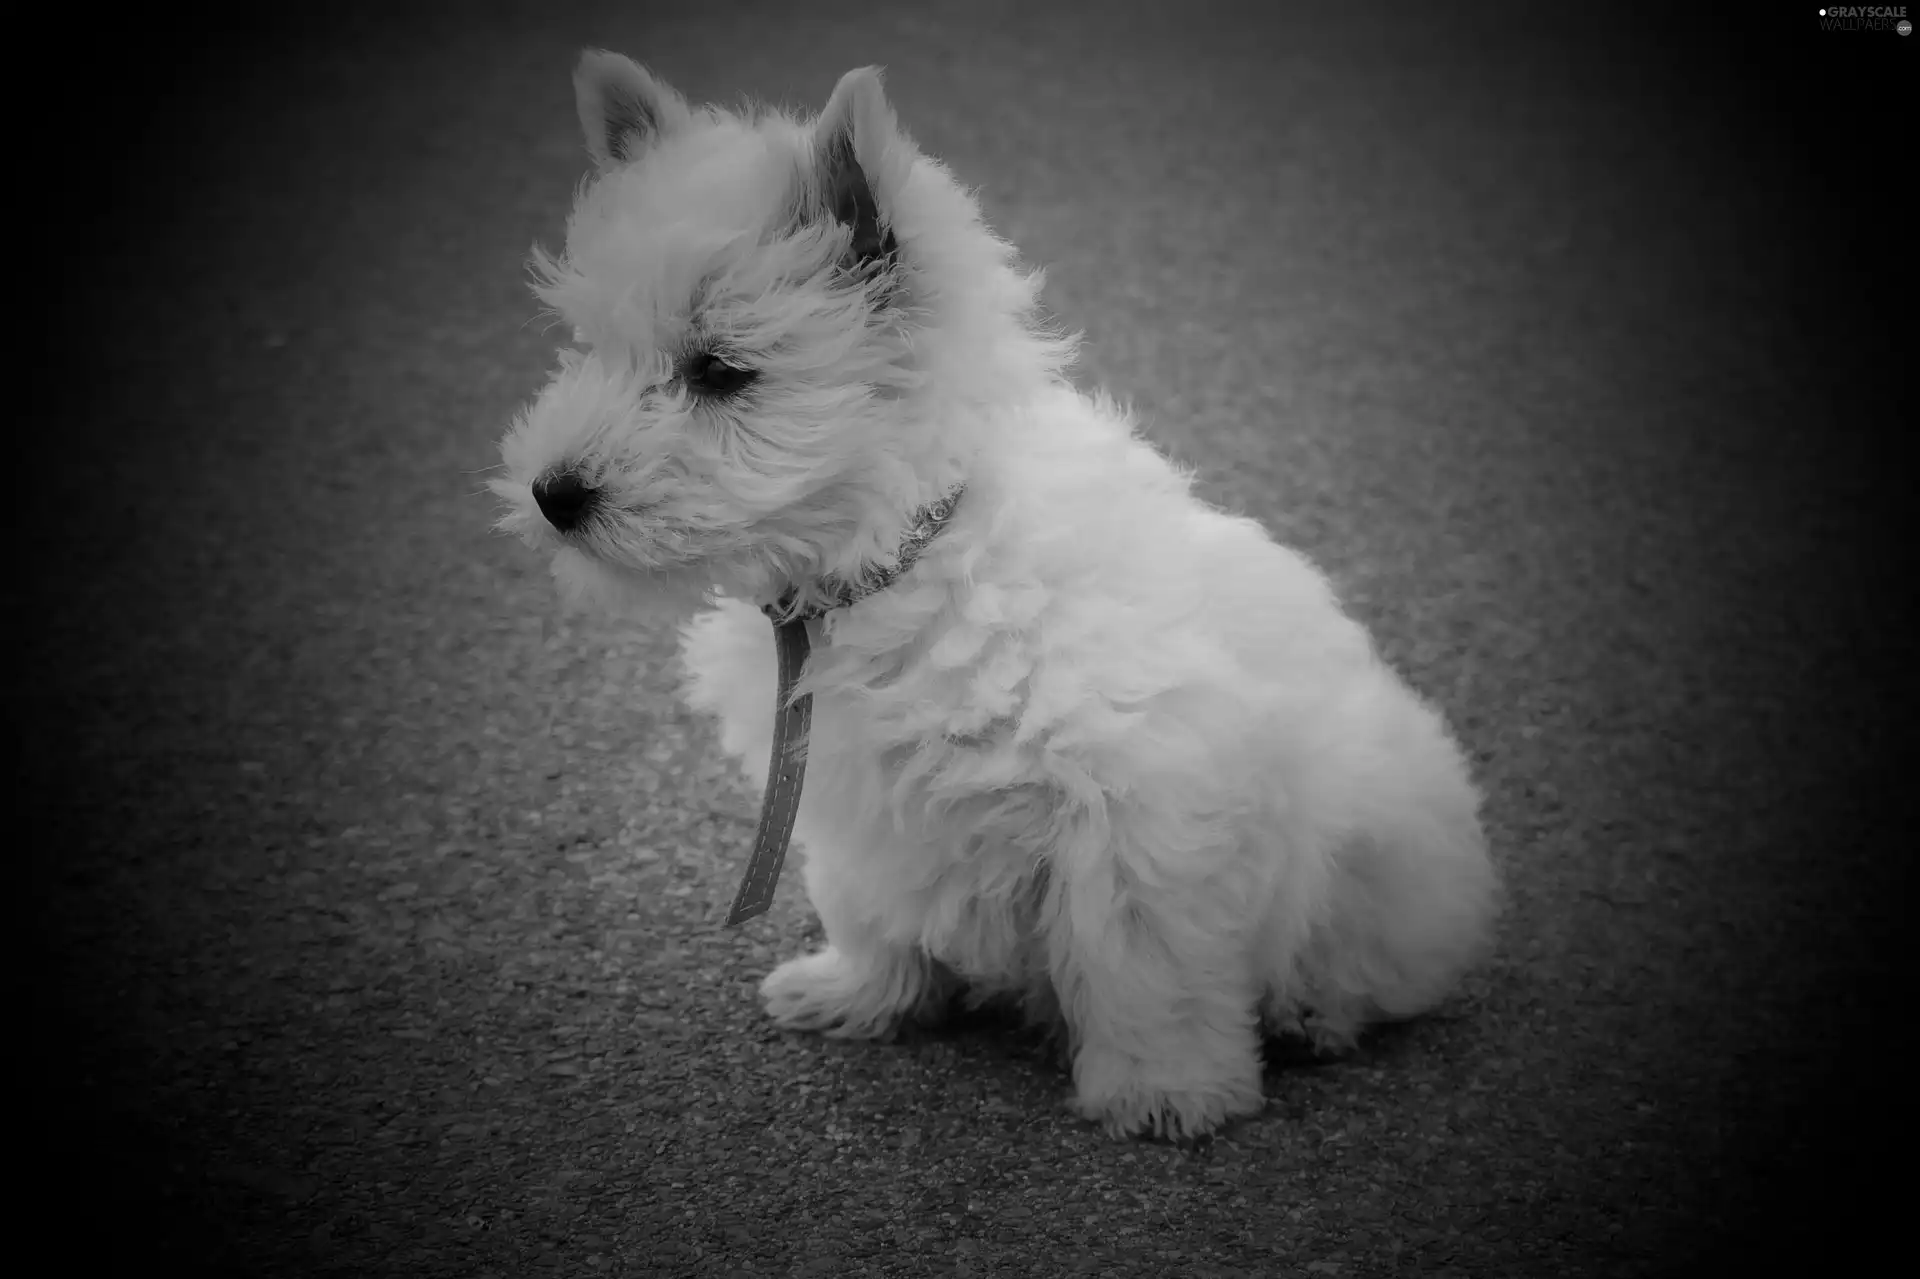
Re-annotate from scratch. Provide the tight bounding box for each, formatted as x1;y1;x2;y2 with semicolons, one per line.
723;614;814;925
720;483;964;925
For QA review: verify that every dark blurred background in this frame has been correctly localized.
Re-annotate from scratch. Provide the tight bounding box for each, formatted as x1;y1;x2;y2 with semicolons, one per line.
17;3;1910;1275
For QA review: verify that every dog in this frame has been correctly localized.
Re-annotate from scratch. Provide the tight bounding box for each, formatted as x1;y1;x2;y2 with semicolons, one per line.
493;51;1498;1139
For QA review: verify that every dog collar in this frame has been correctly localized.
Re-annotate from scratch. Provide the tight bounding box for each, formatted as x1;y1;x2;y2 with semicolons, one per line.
758;486;967;625
724;485;967;925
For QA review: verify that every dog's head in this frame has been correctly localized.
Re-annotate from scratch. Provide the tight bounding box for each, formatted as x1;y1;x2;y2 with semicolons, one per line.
492;52;1067;614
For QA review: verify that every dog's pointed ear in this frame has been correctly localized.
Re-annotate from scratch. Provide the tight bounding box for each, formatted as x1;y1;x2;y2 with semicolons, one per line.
574;50;689;168
808;67;913;271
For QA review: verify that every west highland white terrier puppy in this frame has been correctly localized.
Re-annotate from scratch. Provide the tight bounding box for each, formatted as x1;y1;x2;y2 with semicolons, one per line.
494;51;1498;1139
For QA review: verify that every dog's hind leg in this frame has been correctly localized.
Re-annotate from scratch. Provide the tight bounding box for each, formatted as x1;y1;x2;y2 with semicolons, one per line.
1288;681;1498;1049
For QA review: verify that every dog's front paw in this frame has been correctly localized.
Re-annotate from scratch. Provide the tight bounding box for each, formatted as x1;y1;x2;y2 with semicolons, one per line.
760;947;928;1040
1070;1050;1266;1141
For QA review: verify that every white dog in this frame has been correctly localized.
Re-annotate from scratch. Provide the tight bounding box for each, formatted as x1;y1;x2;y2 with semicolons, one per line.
494;51;1498;1139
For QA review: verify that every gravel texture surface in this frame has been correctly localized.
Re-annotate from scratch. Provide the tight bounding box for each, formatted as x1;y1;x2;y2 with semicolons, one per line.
22;4;1906;1277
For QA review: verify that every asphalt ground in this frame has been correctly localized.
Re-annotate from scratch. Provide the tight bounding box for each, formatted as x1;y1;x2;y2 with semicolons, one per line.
17;4;1911;1276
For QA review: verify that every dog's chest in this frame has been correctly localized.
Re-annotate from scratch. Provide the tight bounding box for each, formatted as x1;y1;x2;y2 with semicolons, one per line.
918;833;1051;993
802;611;1070;983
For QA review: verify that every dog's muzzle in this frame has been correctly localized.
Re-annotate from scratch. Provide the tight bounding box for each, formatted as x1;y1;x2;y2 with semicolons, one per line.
532;471;596;532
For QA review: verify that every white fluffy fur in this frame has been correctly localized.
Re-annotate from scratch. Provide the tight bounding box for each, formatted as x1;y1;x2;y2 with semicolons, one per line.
494;54;1498;1139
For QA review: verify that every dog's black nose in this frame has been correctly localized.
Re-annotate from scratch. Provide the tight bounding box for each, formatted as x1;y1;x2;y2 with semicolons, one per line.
532;472;595;532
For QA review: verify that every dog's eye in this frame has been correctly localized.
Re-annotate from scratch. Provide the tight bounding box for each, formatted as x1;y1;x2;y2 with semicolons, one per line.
682;352;758;398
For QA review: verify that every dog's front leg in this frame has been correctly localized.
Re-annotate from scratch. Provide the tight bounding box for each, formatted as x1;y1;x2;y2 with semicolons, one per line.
759;837;951;1040
759;939;946;1040
1050;825;1269;1140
